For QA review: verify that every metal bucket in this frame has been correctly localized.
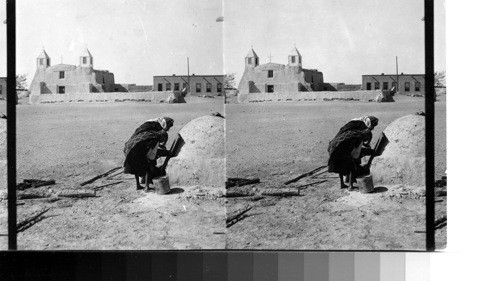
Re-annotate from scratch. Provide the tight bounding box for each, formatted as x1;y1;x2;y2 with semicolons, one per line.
155;176;170;195
357;174;374;194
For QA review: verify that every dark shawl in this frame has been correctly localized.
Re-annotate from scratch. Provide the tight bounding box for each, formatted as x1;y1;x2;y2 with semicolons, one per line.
327;130;365;175
132;121;164;136
336;120;373;144
123;131;163;176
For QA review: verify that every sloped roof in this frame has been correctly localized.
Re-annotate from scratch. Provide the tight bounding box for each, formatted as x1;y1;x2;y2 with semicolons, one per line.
37;49;50;59
80;47;93;57
246;48;259;58
289;47;301;57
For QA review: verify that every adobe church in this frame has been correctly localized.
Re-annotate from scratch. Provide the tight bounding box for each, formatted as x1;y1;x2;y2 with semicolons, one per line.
29;48;115;95
237;47;324;94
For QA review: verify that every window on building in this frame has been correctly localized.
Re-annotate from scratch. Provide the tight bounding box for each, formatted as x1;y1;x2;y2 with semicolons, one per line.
83;57;87;64
312;76;314;83
405;82;410;92
59;71;65;79
158;84;163;91
291;56;296;63
267;85;274;93
374;82;380;90
58;86;65;94
247;58;252;64
174;83;180;91
90;58;93;65
196;83;201;93
207;83;212;92
255;58;259;65
39;59;43;65
217;83;222;92
366;82;371;90
166;83;171;91
268;70;273;78
383;82;388;90
415;82;421;91
102;77;105;84
0;85;2;96
391;82;397;90
299;57;301;64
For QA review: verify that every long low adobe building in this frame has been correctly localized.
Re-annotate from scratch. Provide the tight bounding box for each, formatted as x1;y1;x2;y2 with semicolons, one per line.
153;74;224;97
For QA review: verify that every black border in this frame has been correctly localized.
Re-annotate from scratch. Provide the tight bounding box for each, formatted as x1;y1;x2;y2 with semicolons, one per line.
6;0;17;250
4;0;437;252
424;0;436;251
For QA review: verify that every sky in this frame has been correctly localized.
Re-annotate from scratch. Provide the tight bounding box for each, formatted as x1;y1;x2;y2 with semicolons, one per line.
224;0;446;83
2;0;223;84
1;0;444;85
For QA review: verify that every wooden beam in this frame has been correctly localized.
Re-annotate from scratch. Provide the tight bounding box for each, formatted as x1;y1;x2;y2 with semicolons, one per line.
93;181;123;191
106;171;123;180
57;189;97;198
295;180;327;190
80;167;121;186
285;166;326;185
226;178;260;188
17;179;56;190
261;188;300;196
226;190;255;198
17;190;53;200
17;208;50;232
226;206;253;223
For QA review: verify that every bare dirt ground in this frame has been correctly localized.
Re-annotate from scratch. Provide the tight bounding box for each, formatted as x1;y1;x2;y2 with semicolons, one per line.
2;94;446;250
13;97;226;250
225;95;446;250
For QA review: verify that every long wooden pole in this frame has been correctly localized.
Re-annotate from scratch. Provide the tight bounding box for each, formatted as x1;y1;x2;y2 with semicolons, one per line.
80;167;121;187
396;56;399;92
187;57;190;95
284;166;326;185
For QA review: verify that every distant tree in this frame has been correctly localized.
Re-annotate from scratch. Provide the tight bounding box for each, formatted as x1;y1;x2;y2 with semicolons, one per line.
224;73;236;89
16;74;28;90
434;71;446;87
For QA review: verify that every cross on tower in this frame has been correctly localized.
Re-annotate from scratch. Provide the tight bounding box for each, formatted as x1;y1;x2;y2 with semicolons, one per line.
268;54;273;63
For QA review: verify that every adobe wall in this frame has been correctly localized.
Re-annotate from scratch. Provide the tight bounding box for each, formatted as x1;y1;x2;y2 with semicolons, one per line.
362;74;425;96
238;64;320;94
93;70;115;92
114;84;153;92
154;75;224;96
29;66;115;95
237;90;393;103
303;69;324;91
29;91;181;104
129;85;153;92
250;82;300;93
